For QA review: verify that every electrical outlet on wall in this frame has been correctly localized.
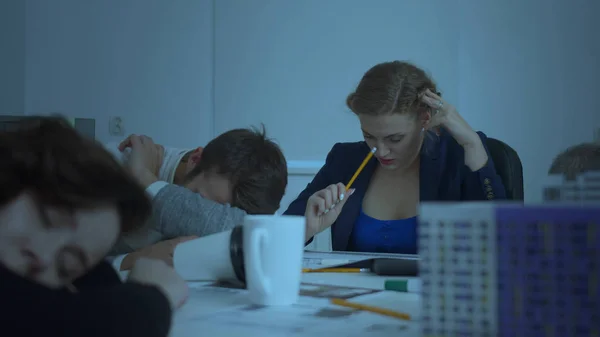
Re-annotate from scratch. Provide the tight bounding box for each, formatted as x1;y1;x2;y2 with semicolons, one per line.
109;116;124;136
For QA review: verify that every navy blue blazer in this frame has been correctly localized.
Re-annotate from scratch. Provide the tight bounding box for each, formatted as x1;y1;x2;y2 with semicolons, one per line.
283;131;506;251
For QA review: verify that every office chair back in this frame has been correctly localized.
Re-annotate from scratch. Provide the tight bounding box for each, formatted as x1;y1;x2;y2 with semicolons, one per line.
486;138;524;200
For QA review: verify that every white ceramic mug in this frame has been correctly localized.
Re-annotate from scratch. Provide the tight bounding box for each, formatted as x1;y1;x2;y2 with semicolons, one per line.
243;215;305;306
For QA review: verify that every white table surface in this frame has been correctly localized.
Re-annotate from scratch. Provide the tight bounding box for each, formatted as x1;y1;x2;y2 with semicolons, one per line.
168;273;422;337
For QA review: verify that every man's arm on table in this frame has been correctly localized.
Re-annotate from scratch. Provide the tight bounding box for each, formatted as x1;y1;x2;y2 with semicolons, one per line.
150;182;246;238
110;181;246;271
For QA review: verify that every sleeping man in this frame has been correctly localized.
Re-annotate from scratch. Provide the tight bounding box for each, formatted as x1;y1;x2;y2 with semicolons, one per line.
105;127;288;270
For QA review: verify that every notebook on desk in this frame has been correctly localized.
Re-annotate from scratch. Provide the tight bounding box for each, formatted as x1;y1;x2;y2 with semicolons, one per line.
303;251;419;276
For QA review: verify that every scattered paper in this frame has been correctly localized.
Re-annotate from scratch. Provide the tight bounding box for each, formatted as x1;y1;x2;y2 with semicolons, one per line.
303;251;418;270
171;282;413;337
304;250;419;261
208;281;381;301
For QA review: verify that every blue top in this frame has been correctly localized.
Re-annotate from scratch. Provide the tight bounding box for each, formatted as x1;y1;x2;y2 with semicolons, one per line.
350;210;418;254
284;130;507;251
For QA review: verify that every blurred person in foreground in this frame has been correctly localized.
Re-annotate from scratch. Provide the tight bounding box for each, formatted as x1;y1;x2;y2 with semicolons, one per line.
0;116;187;337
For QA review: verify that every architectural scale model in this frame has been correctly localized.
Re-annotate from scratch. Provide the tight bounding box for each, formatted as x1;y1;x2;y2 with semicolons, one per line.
419;173;599;336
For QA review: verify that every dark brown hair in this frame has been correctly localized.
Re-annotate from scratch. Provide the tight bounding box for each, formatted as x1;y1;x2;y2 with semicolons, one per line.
347;61;437;117
186;125;287;214
549;142;600;180
0;116;152;233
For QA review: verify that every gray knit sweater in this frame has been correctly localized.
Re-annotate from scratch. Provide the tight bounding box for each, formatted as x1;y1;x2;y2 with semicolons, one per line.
110;184;246;255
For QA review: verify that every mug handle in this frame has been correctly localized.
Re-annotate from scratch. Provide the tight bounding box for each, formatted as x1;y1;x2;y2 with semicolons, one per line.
249;227;271;296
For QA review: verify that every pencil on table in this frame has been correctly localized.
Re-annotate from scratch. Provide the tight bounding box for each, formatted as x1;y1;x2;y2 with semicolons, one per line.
345;147;377;191
330;298;411;321
302;268;370;273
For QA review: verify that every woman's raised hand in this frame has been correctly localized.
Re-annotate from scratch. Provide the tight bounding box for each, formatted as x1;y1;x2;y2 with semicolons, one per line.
419;89;480;148
420;89;488;170
304;183;355;241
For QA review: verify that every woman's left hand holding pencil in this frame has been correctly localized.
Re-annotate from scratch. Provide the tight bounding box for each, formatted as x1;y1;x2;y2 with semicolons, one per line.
304;183;355;241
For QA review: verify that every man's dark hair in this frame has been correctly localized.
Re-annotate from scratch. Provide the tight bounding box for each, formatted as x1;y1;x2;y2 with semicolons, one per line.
186;125;287;214
549;142;600;180
0;116;152;234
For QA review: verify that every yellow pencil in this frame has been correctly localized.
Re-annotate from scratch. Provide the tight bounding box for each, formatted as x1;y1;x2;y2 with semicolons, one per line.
330;298;411;321
345;147;377;191
302;268;370;273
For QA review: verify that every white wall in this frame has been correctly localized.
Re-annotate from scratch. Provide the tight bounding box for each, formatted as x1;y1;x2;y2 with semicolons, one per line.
457;0;600;202
25;0;215;147
22;0;600;204
0;0;25;115
214;0;459;161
